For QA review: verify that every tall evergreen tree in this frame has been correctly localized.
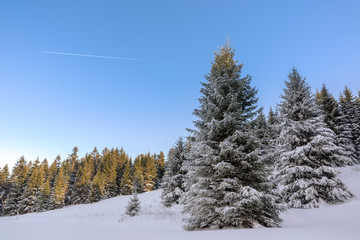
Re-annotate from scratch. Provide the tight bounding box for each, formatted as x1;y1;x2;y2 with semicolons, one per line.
316;84;355;166
253;109;274;165
161;138;187;207
265;107;281;167
154;151;166;190
39;159;51;211
132;156;145;193
274;68;352;208
50;165;69;209
72;154;93;204
142;153;157;192
40;178;51;211
355;92;360;152
339;87;360;162
90;171;105;202
64;146;80;205
0;165;10;215
120;160;132;195
115;148;130;195
49;155;61;186
101;149;118;198
182;43;282;230
0;165;9;186
20;159;44;213
316;84;340;133
3;157;29;215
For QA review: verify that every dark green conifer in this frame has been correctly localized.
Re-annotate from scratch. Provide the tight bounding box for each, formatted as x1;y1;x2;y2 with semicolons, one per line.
0;165;10;215
3;157;29;216
182;43;282;230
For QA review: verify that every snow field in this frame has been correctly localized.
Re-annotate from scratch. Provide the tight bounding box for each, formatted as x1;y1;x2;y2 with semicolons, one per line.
1;166;360;240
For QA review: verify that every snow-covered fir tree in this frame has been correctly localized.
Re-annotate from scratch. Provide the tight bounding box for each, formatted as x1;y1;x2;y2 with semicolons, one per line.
264;107;281;168
161;138;187;207
253;109;274;166
63;146;79;206
316;84;355;166
125;192;140;217
3;157;29;216
339;87;360;162
0;165;10;216
355;93;360;154
20;159;44;213
182;43;282;230
274;68;352;208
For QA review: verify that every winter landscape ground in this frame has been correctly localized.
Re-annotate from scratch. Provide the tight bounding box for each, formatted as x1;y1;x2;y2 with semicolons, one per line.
1;165;359;240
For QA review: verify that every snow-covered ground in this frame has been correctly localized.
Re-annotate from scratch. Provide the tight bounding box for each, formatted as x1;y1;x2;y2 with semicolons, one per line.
1;166;360;240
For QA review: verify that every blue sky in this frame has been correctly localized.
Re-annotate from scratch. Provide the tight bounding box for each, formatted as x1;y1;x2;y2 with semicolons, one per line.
1;0;359;169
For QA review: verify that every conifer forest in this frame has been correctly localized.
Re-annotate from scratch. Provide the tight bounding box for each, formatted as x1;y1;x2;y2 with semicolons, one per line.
1;43;360;232
0;147;165;216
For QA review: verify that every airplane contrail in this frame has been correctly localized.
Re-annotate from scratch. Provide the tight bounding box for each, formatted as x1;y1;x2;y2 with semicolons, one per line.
41;51;144;61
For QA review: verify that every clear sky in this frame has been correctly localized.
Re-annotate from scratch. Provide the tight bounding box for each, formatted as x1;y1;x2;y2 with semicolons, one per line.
1;0;359;169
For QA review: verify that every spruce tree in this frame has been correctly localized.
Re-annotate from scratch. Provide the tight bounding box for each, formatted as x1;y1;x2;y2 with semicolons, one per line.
253;109;273;165
316;84;341;133
40;178;51;211
3;157;29;216
125;192;140;217
64;146;80;205
49;155;61;187
274;68;352;208
20;159;44;213
355;93;360;153
90;171;105;202
72;154;93;204
120;160;132;195
0;165;10;215
265;107;281;167
154;151;166;190
0;165;9;186
161;138;187;207
132;176;145;194
316;84;354;166
115;148;130;195
182;43;282;230
142;153;157;192
339;87;360;162
132;157;145;193
98;149;117;198
50;165;69;209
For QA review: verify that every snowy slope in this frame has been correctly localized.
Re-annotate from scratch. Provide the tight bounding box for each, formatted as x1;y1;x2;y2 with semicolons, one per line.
1;166;360;240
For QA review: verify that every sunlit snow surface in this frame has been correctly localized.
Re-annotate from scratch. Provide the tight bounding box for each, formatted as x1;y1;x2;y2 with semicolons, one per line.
1;166;360;240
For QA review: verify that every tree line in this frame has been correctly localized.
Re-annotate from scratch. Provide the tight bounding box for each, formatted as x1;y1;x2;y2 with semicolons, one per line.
0;147;165;216
161;42;360;230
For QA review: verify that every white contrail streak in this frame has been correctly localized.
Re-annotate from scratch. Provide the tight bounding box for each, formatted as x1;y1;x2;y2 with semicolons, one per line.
41;51;144;61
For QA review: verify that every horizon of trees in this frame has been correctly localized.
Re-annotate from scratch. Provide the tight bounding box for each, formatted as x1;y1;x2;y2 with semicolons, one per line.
0;146;165;216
